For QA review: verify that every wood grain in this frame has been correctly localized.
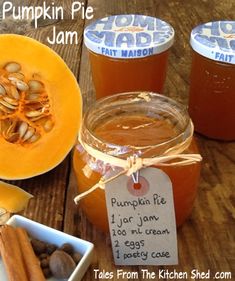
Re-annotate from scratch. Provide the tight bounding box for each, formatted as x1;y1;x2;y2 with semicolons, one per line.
0;0;234;280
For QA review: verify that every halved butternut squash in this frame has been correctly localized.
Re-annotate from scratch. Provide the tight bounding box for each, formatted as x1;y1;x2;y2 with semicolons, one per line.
0;34;82;179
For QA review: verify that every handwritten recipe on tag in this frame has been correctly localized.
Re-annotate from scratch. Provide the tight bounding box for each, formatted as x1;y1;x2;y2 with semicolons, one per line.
105;167;178;265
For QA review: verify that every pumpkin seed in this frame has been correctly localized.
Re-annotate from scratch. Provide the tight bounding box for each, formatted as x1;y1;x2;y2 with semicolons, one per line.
31;102;45;109
0;119;10;133
3;96;19;106
0;84;6;95
8;72;25;81
0;120;4;133
4;62;21;73
7;132;19;143
6;120;17;137
4;85;12;96
26;93;40;101
8;79;17;86
28;133;40;143
25;110;43;118
0;77;10;84
22;127;35;141
18;122;28;138
0;99;17;110
0;104;12;113
42;105;50;114
29;115;46;122
10;86;20;100
28;80;44;92
44;119;53;132
0;76;9;83
16;80;29;92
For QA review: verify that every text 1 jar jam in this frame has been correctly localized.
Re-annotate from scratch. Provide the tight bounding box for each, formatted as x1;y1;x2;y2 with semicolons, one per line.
84;15;174;99
73;92;201;233
189;21;235;140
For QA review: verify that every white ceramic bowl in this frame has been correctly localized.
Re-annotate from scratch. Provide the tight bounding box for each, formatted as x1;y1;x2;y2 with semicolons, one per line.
0;215;94;281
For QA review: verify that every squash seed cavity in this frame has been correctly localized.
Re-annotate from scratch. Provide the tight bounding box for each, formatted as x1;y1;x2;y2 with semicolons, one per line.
0;62;54;145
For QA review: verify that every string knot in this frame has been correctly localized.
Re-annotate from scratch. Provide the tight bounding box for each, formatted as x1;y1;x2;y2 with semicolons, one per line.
126;155;143;176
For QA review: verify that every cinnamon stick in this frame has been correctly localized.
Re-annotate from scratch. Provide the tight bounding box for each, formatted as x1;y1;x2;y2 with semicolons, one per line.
0;225;28;281
16;227;46;281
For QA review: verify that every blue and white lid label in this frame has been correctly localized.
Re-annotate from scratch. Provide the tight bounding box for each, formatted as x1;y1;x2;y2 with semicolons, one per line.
84;15;174;59
190;21;235;64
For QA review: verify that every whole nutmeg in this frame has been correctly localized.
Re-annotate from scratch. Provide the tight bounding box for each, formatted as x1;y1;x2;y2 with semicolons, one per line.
46;243;57;255
31;239;47;254
49;250;76;279
72;252;82;264
59;243;74;255
39;253;49;260
40;258;49;268
42;267;52;279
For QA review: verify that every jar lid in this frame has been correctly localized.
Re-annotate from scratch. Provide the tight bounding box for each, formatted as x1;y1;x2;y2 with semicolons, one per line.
84;15;174;59
190;21;235;64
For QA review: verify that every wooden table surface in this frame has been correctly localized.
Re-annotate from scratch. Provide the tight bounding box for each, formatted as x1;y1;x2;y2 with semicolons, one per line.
1;1;234;280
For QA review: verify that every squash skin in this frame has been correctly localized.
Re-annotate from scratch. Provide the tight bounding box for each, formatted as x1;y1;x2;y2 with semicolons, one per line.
0;34;82;180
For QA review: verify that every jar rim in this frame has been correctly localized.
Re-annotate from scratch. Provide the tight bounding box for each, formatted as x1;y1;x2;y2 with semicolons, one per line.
81;92;193;157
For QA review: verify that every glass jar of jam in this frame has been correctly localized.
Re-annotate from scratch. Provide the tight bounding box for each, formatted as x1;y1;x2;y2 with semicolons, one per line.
188;21;235;140
73;92;201;233
84;15;174;99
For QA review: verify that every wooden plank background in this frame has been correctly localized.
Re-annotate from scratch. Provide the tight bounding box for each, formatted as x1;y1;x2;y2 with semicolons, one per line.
0;0;234;280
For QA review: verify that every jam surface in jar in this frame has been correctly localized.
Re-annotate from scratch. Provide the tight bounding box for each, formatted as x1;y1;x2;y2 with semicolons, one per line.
73;111;201;233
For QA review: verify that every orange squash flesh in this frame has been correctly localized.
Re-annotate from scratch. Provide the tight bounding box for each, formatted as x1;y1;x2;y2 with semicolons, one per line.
0;34;82;179
0;181;33;213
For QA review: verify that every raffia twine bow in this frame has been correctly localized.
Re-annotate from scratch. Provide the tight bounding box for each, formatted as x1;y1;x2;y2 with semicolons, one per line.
74;120;202;204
